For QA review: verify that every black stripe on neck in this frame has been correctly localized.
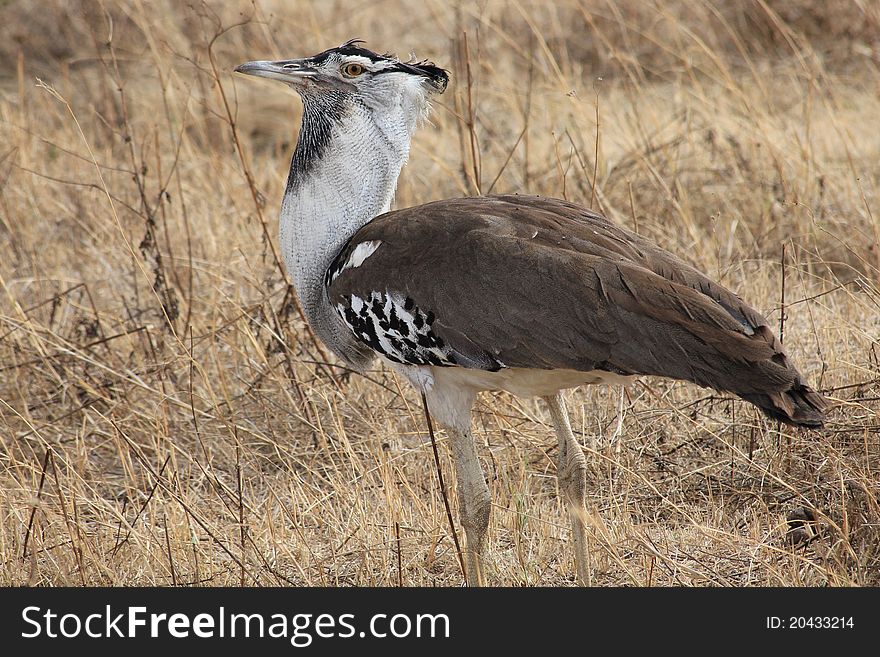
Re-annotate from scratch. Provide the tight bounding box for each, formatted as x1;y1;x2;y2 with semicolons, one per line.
286;92;350;194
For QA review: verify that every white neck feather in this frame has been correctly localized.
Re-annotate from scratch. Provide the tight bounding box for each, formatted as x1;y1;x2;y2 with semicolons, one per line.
279;95;419;365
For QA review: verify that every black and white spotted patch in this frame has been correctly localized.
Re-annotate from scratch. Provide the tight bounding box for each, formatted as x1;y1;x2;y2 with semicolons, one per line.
333;291;456;367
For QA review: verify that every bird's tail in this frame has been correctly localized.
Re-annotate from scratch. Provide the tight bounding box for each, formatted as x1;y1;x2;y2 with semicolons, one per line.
739;381;828;428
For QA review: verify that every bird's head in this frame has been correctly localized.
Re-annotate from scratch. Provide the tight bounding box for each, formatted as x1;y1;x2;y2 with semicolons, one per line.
235;40;448;125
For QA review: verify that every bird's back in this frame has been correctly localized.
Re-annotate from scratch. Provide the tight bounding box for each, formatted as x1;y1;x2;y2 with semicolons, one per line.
327;194;828;427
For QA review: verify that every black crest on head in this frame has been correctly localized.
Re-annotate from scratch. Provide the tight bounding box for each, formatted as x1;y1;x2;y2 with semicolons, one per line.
309;39;448;92
309;39;392;65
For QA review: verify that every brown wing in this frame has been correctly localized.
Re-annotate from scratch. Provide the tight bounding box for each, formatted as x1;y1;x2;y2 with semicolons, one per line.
327;194;827;426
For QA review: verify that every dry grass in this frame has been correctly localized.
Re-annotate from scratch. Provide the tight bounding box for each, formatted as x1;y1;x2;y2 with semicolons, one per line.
1;0;878;587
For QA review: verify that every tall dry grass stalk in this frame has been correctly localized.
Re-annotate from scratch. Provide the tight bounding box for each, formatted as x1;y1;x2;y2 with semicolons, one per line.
0;0;878;586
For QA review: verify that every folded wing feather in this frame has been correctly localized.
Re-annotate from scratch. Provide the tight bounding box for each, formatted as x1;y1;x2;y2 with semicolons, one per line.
327;194;827;426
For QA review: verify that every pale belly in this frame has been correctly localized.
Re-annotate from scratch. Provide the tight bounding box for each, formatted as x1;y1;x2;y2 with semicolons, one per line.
387;359;634;399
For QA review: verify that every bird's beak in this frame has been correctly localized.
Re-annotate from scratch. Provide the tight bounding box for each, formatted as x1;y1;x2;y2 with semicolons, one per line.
234;59;318;87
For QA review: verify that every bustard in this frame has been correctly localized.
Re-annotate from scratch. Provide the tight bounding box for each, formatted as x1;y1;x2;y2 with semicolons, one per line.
235;41;828;586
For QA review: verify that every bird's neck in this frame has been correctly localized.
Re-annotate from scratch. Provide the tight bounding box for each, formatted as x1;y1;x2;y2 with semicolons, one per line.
279;98;413;364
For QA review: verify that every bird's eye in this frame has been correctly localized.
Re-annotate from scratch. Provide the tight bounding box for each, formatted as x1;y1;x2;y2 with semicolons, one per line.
341;62;366;78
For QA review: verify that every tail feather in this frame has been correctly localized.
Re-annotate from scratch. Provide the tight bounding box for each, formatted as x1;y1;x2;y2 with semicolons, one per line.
740;382;828;428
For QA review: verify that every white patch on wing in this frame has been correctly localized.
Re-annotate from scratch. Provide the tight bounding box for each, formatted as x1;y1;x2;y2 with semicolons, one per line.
345;240;382;270
327;240;382;285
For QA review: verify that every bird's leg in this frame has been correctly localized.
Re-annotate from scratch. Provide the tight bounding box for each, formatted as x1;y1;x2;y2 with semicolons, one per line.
445;423;491;586
423;380;490;586
542;393;591;586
